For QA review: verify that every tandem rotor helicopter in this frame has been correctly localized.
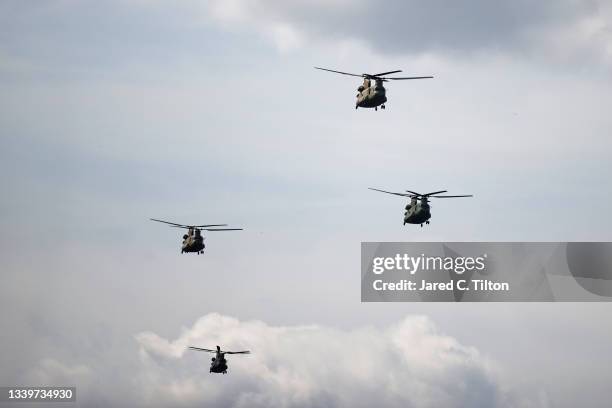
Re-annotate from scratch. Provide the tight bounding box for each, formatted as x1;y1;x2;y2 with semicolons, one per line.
150;218;242;254
314;67;433;110
369;188;473;227
188;345;251;374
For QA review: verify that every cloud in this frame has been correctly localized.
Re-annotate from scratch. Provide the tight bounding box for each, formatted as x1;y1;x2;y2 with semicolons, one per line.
127;313;543;408
4;1;610;71
203;0;612;63
13;314;547;407
26;359;92;386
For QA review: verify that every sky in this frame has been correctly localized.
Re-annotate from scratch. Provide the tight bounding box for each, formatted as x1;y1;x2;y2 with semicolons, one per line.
1;1;612;407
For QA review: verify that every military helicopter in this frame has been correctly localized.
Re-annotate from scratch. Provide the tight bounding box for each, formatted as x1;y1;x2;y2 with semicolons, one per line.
188;345;251;374
369;188;473;227
150;218;242;254
314;67;433;110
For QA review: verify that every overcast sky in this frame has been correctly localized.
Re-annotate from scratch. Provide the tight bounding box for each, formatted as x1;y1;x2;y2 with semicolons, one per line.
1;1;612;407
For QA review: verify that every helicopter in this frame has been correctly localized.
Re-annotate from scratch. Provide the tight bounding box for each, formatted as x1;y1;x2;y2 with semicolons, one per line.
150;218;242;254
314;67;433;110
188;345;251;374
369;188;473;227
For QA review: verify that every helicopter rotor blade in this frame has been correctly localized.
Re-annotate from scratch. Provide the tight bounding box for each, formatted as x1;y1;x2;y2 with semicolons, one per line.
368;188;412;197
223;350;251;355
384;75;434;80
150;218;191;228
314;67;363;78
430;195;473;198
373;76;433;81
372;189;471;200
169;226;242;231
372;70;402;77
188;346;217;353
423;190;448;196
193;224;228;228
405;190;423;197
404;190;448;197
316;67;433;81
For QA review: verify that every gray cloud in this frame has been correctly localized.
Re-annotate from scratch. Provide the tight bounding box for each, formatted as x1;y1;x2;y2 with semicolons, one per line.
205;0;612;63
2;1;611;75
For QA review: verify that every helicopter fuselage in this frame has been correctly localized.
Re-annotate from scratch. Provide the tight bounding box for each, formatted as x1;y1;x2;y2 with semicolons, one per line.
210;353;228;374
404;200;431;225
181;238;204;253
356;79;387;109
181;228;205;253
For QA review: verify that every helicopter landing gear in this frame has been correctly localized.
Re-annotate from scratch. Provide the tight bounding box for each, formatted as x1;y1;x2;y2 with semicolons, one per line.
381;104;386;109
355;105;358;110
375;106;378;111
420;224;423;227
426;221;430;225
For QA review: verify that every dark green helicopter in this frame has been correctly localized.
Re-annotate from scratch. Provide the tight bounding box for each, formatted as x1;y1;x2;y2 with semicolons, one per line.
188;345;250;374
314;67;433;110
369;188;473;227
150;218;242;254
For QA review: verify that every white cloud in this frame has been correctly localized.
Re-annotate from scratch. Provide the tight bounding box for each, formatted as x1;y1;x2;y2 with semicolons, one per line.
14;314;547;407
129;313;545;408
533;3;612;65
26;358;92;387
